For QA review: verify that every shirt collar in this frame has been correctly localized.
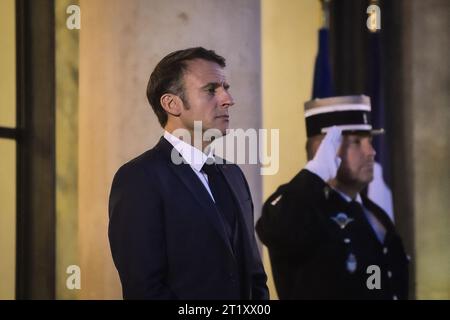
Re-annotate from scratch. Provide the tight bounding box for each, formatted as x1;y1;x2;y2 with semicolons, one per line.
163;131;214;172
332;187;363;205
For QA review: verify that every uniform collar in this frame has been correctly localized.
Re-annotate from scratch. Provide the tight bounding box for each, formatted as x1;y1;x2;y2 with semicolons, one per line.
332;187;363;206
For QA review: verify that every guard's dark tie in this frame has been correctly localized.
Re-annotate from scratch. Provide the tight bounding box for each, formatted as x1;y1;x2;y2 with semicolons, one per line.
349;200;386;242
201;162;236;241
348;200;365;218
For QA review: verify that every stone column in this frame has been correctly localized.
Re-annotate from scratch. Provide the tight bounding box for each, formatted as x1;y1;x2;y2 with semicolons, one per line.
404;0;450;299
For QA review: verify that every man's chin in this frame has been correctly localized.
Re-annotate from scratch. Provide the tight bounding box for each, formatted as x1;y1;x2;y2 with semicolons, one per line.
362;175;374;185
353;173;373;188
362;168;374;181
201;126;229;143
215;125;229;136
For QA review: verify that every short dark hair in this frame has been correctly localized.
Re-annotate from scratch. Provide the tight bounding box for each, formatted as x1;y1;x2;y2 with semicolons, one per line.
146;47;226;127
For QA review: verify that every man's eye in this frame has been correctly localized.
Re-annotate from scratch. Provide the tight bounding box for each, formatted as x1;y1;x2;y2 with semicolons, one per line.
207;87;216;94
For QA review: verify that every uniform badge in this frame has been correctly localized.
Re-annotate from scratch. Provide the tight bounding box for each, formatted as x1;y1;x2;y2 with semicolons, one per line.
270;194;282;206
330;213;354;229
346;253;357;273
323;186;330;200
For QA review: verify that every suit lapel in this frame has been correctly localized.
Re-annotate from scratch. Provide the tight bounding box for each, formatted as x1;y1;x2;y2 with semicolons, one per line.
218;164;254;286
219;165;247;212
362;195;396;234
157;138;234;254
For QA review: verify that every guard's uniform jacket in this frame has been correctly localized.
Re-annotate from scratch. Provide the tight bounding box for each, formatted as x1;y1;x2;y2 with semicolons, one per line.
256;169;409;300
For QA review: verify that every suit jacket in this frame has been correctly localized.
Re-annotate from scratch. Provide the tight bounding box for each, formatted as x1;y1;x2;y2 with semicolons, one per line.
108;137;268;300
256;169;409;300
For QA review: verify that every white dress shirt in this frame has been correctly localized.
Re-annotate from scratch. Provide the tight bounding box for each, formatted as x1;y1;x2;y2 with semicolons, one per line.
163;131;216;202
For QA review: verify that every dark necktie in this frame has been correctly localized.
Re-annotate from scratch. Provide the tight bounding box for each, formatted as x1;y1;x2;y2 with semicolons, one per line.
202;163;245;298
349;200;386;242
348;200;365;218
201;162;236;238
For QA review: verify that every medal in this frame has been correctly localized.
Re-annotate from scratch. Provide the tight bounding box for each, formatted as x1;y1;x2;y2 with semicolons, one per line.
331;213;354;229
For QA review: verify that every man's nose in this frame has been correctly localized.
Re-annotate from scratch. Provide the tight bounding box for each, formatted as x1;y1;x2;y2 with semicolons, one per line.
366;140;376;158
218;88;234;108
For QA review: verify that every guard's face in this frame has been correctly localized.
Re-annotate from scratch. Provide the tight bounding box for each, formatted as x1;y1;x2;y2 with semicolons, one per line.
178;59;234;136
337;133;376;187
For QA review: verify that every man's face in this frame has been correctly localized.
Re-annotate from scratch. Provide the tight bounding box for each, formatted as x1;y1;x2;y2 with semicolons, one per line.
178;59;234;135
336;133;376;187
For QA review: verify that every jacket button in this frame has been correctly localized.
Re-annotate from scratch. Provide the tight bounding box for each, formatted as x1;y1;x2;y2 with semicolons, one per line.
344;238;351;244
387;271;393;278
383;247;388;255
393;295;398;300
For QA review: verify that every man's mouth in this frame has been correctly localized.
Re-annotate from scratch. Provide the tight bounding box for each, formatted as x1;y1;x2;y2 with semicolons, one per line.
365;163;375;169
215;115;229;120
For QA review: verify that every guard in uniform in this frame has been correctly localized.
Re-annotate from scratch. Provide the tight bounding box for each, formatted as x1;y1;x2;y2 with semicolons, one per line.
256;95;409;300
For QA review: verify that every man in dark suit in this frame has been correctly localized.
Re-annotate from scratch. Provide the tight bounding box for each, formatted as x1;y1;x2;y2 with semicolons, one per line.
256;95;409;300
108;47;268;300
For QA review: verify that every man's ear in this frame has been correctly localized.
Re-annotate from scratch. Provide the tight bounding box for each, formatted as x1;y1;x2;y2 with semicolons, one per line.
160;93;182;116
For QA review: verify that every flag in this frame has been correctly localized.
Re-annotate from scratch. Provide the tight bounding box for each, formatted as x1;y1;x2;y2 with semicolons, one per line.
312;27;334;99
366;31;395;222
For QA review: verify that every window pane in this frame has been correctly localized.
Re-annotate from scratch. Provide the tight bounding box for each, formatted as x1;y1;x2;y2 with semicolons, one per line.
0;139;16;299
0;0;16;128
